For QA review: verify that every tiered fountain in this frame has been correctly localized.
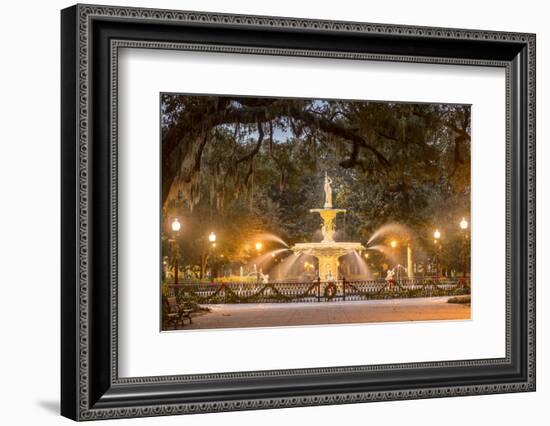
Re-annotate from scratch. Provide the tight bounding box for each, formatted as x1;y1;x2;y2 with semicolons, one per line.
291;173;365;281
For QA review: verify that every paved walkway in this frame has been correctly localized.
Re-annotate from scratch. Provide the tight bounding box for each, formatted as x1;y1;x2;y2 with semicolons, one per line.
181;297;470;330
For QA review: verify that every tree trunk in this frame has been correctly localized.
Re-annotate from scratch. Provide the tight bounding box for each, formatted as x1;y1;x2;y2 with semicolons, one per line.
200;253;209;280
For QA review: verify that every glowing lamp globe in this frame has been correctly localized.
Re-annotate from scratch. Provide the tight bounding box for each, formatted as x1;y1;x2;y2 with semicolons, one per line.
171;218;181;232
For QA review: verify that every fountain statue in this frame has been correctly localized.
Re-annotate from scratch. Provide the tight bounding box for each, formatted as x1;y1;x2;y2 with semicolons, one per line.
323;172;333;208
291;174;365;281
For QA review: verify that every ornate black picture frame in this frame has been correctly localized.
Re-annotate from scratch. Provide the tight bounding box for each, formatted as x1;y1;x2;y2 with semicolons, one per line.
61;4;536;421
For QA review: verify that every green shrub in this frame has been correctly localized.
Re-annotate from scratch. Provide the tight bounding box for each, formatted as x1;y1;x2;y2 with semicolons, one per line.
447;295;471;304
213;275;258;284
161;281;172;298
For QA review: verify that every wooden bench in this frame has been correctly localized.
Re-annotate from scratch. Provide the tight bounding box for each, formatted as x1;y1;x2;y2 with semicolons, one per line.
165;297;193;329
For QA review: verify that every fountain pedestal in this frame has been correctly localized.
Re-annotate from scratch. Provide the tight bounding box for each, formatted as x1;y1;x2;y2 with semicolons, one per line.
309;208;345;243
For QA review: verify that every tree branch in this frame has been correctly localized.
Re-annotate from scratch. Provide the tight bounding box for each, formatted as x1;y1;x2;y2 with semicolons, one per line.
236;122;265;164
412;110;471;141
289;107;391;167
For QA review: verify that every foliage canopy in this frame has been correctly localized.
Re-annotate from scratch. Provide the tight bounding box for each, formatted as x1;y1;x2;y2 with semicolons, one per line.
161;95;471;276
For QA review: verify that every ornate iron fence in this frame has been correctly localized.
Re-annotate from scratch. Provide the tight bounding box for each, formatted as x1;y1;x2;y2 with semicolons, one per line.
167;277;470;304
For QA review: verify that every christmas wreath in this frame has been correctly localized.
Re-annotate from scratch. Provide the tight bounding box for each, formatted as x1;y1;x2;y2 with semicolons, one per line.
324;282;337;300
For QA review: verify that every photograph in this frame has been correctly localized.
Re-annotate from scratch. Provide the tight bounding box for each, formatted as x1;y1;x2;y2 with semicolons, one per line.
160;94;472;330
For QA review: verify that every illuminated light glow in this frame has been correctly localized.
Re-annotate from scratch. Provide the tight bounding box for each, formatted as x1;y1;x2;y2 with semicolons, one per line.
460;218;469;230
390;240;397;248
255;242;263;251
171;218;181;232
433;229;441;240
208;232;217;243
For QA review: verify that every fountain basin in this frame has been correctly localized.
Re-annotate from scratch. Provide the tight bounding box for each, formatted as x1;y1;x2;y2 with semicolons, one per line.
291;242;366;280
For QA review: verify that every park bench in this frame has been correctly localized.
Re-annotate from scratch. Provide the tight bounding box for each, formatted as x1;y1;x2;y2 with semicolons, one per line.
165;297;193;328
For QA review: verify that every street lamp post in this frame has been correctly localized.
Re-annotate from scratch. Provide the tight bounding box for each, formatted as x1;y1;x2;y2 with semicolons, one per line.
208;232;217;280
389;239;399;281
171;218;181;285
459;218;469;281
433;229;441;282
162;257;168;281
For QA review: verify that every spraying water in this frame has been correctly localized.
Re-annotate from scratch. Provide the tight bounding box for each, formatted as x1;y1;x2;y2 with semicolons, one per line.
252;248;290;268
275;252;305;281
252;232;289;248
367;223;413;246
348;250;372;279
367;244;402;265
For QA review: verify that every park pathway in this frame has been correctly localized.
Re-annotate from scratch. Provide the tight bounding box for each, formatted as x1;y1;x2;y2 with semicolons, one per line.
177;297;470;330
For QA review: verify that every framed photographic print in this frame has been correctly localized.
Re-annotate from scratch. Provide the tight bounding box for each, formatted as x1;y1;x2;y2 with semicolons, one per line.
61;4;536;421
